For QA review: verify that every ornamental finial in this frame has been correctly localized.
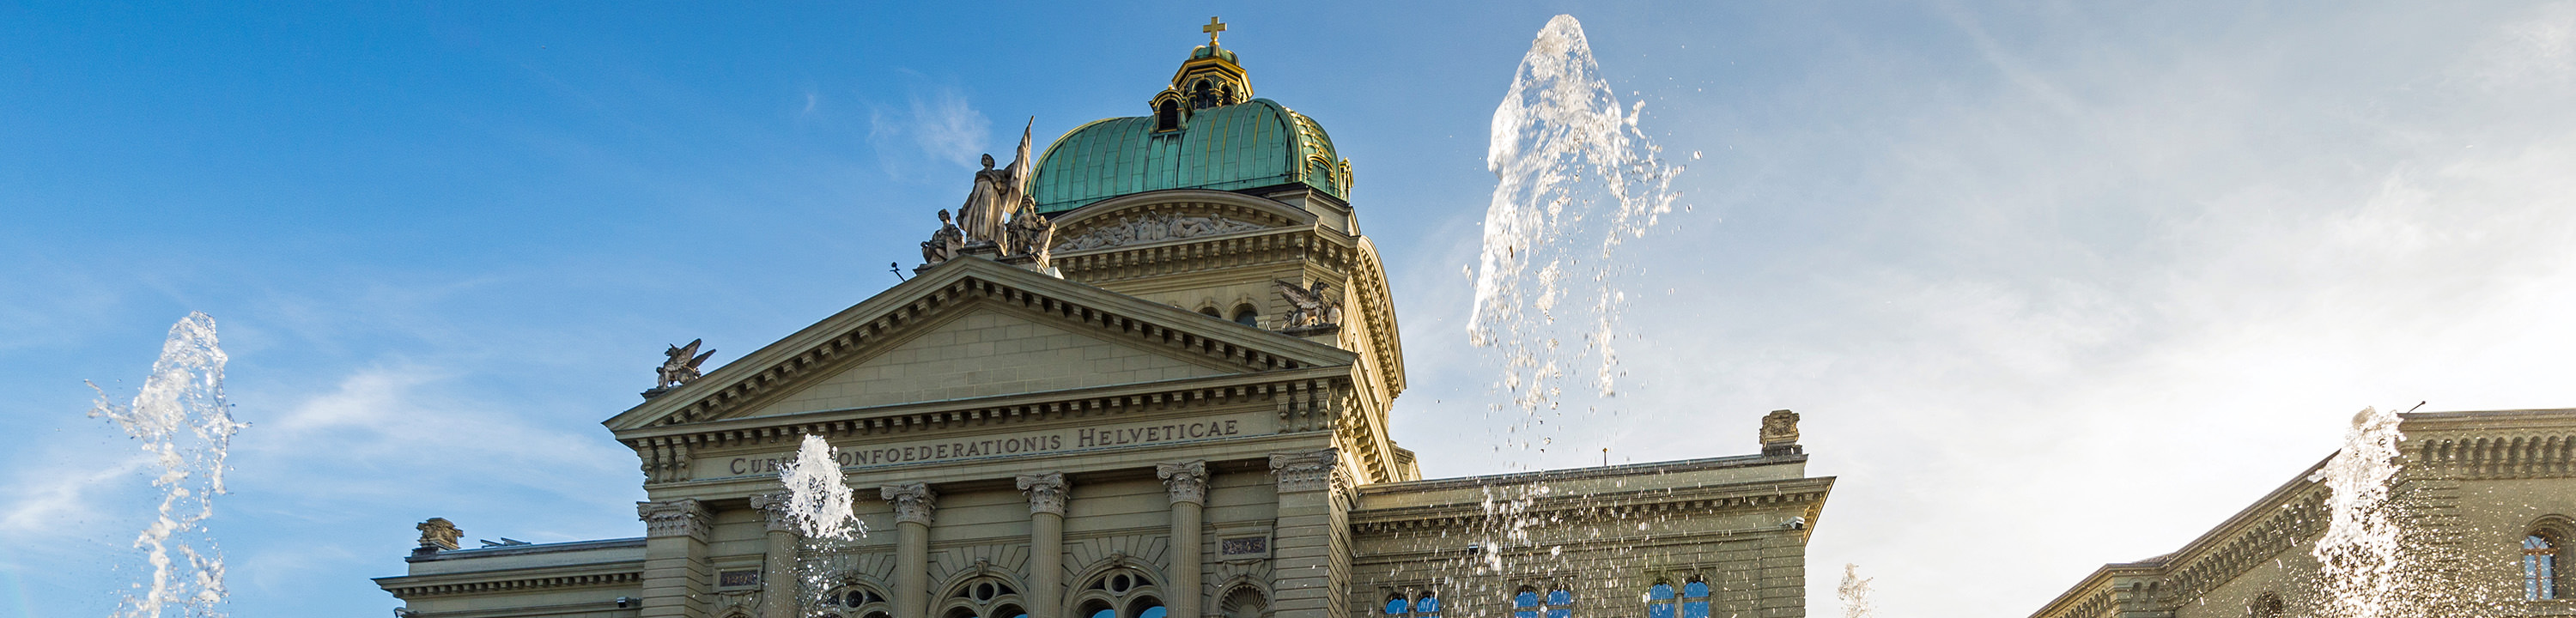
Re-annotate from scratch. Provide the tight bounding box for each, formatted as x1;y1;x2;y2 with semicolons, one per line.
1202;16;1226;46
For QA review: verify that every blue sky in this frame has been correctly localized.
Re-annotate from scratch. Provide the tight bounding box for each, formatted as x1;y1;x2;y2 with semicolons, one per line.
8;2;2576;616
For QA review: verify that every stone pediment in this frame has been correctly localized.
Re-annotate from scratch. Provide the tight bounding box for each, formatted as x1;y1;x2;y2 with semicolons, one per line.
602;257;1356;433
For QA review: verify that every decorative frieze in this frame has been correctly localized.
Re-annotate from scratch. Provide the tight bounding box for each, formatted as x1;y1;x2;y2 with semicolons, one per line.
1017;472;1068;515
637;499;712;539
1271;448;1339;493
1052;212;1267;252
881;482;938;525
1157;460;1210;505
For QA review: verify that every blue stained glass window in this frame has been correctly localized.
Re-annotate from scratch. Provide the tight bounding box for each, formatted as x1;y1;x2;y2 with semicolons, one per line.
2530;534;2562;600
1681;580;1710;618
1648;585;1674;601
1418;595;1441;615
1681;583;1707;598
1546;590;1572;607
1139;607;1168;618
1516;591;1540;609
1091;610;1116;618
1387;597;1410;615
1648;602;1674;618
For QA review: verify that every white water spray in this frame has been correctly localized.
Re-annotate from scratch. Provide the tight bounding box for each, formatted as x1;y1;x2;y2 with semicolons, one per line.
777;434;867;609
777;434;865;542
1455;15;1689;591
87;312;246;618
1468;15;1685;416
2309;406;2406;617
1836;564;1874;618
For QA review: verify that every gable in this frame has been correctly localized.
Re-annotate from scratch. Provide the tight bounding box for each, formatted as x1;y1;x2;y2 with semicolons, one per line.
736;306;1230;419
605;257;1358;432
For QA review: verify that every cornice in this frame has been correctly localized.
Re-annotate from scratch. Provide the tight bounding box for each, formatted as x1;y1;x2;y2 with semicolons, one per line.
1348;476;1832;534
374;563;643;599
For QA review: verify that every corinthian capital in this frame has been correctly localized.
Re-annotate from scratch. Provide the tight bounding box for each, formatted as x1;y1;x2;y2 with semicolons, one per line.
1157;460;1210;506
1017;472;1069;516
1268;449;1340;494
880;482;937;525
748;492;800;534
636;499;713;540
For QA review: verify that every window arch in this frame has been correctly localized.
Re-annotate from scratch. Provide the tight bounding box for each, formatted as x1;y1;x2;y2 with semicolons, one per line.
1232;305;1259;327
940;577;1026;618
1511;586;1570;618
822;586;891;618
1076;568;1163;618
1382;590;1438;618
1157;100;1183;131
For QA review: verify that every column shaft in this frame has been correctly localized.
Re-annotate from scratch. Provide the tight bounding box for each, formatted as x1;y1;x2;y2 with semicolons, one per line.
762;530;798;618
1170;501;1203;618
1032;512;1065;618
898;520;931;618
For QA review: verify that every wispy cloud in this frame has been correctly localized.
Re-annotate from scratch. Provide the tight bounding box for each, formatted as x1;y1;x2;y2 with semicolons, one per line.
868;83;993;175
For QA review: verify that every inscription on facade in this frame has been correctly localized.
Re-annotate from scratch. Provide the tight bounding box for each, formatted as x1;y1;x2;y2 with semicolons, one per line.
703;414;1260;480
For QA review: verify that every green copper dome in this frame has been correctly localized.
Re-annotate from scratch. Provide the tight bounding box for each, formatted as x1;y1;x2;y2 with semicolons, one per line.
1030;98;1352;215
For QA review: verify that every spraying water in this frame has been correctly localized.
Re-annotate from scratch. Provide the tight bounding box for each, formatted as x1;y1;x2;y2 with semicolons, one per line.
1836;564;1874;618
1451;14;1690;593
777;434;867;609
2309;406;2408;618
1468;15;1686;420
86;312;246;618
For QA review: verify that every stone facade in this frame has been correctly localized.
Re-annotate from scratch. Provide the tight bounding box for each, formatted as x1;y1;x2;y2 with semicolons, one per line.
2028;409;2576;618
374;28;1832;618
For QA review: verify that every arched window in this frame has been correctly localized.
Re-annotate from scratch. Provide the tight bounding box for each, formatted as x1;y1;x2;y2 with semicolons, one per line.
1512;588;1540;618
1191;81;1217;109
1130;597;1167;618
1544;588;1572;618
1232;305;1259;327
1157;100;1182;131
943;578;1024;618
1644;583;1675;618
1200;306;1222;318
2530;533;2563;600
1082;600;1116;618
1680;580;1708;618
1416;591;1441;618
1386;594;1409;616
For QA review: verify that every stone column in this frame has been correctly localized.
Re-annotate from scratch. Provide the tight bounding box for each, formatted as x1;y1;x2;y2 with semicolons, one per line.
1157;461;1209;618
750;493;802;618
638;499;714;618
884;482;939;618
1018;473;1069;618
1267;450;1346;618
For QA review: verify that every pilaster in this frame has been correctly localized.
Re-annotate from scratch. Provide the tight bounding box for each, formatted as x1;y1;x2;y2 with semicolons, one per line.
638;499;714;618
1267;450;1348;618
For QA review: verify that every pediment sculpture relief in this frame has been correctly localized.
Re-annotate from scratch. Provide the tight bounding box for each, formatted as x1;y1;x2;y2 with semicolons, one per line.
1054;212;1267;252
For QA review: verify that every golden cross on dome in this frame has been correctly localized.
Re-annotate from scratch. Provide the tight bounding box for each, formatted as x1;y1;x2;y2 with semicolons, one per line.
1202;16;1226;45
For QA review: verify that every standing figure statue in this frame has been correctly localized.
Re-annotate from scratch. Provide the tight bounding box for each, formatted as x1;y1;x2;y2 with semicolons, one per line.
1005;196;1055;266
957;118;1036;247
921;209;964;265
